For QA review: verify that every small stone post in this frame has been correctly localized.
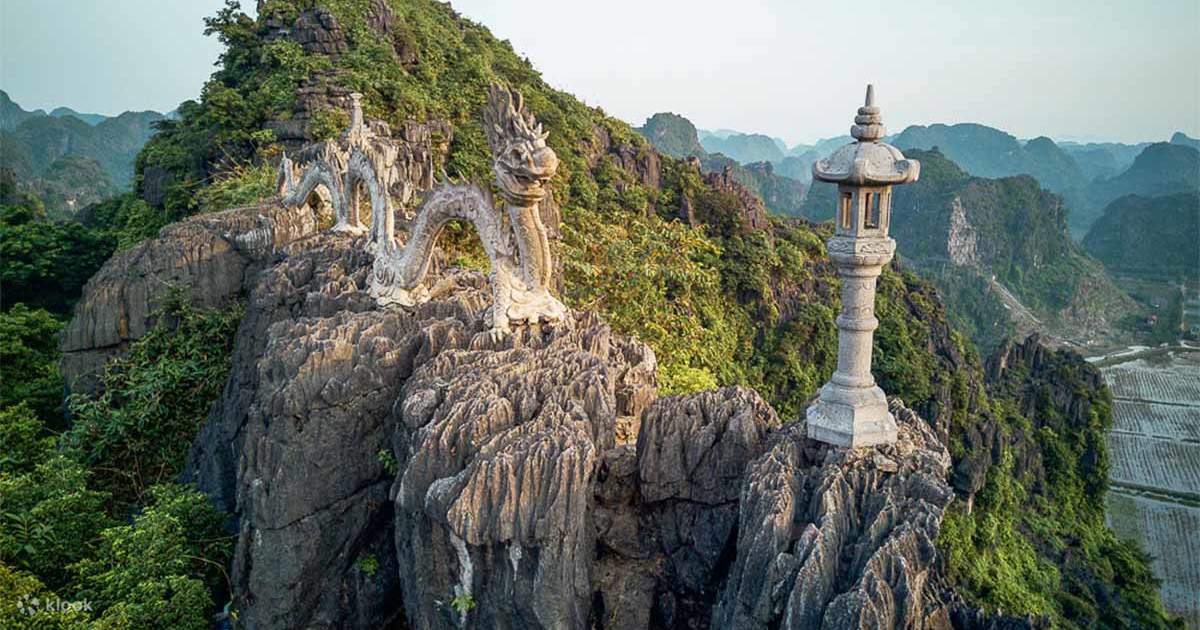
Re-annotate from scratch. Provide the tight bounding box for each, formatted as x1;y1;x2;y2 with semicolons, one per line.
348;92;364;136
806;85;921;447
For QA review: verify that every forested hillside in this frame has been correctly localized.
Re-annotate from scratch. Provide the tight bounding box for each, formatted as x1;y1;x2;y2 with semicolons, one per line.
634;110;807;216
1083;192;1200;280
0;90;165;217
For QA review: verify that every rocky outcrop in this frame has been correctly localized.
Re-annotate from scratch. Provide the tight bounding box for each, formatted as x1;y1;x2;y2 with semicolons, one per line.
704;165;770;232
60;200;324;394
715;401;955;629
390;312;655;628
263;8;349;58
208;237;406;629
946;197;979;267
593;387;781;628
66;109;452;394
740;161;807;219
586;123;662;215
66;198;967;629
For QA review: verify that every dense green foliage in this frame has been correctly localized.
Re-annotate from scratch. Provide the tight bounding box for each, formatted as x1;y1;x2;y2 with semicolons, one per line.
0;306;65;424
0;297;239;627
65;292;242;505
939;346;1180;628
72;484;233;629
940;449;1063;615
0;198;115;314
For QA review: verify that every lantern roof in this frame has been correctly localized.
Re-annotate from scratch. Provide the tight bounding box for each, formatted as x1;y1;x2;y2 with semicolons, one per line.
813;85;920;186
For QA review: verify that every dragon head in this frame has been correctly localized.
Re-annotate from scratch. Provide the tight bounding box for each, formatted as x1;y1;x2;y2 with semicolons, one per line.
485;84;559;204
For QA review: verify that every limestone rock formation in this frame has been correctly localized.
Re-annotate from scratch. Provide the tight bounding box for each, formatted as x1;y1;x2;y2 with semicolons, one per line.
263;7;349;58
703;165;770;231
60;200;324;394
715;401;953;629
60;196;976;628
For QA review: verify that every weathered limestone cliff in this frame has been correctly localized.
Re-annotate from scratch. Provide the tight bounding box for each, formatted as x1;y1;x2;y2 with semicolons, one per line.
63;205;968;629
59;201;325;394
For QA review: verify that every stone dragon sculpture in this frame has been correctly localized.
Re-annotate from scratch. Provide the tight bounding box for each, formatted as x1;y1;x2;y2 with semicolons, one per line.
279;85;565;336
370;85;565;334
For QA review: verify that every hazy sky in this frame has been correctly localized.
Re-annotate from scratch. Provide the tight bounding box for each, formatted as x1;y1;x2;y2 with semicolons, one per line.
2;0;1197;145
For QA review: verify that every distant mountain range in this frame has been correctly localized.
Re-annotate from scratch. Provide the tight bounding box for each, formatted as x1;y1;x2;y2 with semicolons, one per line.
1077;142;1200;235
0;90;166;216
639;111;1154;348
698;128;788;153
890;124;1199;237
891;124;1086;194
636;113;807;216
698;132;785;164
679;117;1200;240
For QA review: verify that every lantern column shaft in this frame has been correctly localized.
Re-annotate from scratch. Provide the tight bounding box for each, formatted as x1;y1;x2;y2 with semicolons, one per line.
833;270;879;387
805;237;897;448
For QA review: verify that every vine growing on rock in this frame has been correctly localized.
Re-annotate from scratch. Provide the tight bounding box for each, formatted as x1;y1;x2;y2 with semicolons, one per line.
64;291;243;507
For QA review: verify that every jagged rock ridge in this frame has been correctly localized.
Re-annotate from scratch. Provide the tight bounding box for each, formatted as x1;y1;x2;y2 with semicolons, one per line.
66;202;965;628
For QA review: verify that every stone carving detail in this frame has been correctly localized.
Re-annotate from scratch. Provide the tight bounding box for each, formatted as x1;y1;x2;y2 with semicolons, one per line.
826;236;895;256
278;85;565;336
279;92;399;236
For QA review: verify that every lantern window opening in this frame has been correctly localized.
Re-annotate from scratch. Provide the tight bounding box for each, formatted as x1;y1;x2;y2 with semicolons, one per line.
839;192;853;230
865;191;881;229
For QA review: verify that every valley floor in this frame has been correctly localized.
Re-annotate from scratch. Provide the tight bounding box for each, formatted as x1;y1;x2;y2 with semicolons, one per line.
1098;347;1200;628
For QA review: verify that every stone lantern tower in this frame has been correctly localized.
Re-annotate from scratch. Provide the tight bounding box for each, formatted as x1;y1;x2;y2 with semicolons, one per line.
806;85;920;447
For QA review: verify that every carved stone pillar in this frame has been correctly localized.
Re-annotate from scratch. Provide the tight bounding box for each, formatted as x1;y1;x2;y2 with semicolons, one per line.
806;236;897;446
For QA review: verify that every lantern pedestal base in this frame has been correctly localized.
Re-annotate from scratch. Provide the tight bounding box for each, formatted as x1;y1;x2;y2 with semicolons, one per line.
805;383;896;448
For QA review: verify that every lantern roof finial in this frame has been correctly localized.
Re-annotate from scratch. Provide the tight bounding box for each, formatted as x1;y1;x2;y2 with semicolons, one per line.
851;83;885;141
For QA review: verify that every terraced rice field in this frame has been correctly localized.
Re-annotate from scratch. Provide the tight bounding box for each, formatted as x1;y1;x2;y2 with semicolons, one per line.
1107;433;1200;498
1111;401;1200;442
1107;492;1200;629
1102;349;1200;627
1105;359;1200;406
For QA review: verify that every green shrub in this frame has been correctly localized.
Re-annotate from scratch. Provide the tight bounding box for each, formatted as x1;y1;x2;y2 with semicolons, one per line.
0;452;114;591
0;201;113;315
0;306;65;424
0;563;92;629
73;484;233;629
0;404;55;475
196;161;277;212
560;205;743;395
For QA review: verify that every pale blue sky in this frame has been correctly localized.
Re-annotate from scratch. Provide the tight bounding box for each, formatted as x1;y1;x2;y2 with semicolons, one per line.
2;0;1197;144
